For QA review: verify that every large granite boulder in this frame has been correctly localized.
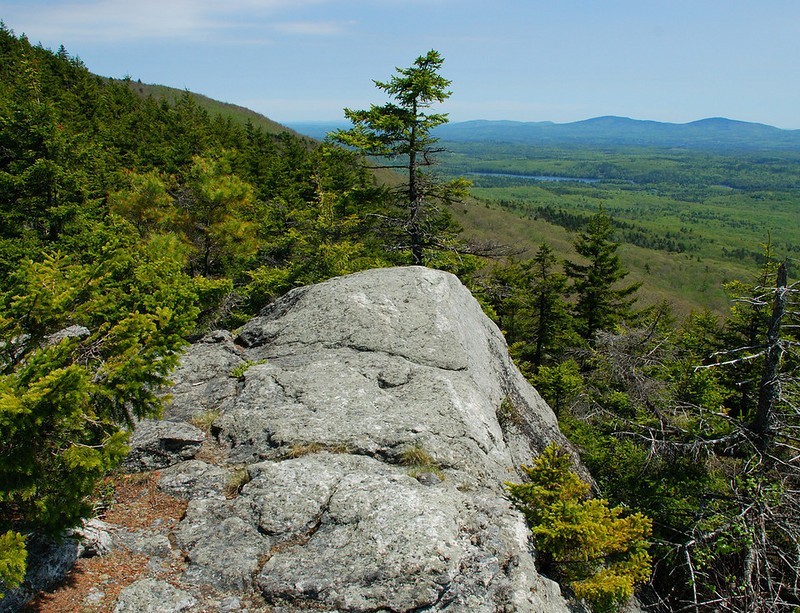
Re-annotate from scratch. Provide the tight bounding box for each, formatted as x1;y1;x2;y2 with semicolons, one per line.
171;266;577;611
8;266;585;612
226;265;566;477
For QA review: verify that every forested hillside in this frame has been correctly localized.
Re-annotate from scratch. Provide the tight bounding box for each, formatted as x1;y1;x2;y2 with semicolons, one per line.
2;27;800;612
0;25;424;598
124;80;294;137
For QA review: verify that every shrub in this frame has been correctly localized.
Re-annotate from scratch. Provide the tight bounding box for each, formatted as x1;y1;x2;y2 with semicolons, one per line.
506;444;652;612
0;532;26;597
0;224;198;594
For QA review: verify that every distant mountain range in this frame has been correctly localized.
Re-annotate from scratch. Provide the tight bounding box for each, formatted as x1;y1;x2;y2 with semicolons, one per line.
287;117;800;151
100;79;800;152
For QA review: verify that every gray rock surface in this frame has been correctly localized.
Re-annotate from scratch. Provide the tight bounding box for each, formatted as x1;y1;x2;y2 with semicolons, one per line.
45;324;91;345
185;266;576;611
71;518;114;558
228;266;566;477
175;495;270;592
158;459;230;499
123;419;206;471
164;329;244;422
114;578;197;612
8;266;587;612
250;453;567;612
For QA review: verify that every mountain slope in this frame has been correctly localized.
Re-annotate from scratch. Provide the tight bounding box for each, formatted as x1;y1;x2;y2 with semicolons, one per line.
120;80;300;137
432;116;800;150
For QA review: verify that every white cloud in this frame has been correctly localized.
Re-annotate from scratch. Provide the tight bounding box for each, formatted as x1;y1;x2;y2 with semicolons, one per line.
272;20;353;36
3;0;332;43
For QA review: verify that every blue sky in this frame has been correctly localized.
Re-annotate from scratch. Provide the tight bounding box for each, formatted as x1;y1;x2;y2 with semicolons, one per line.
2;0;799;128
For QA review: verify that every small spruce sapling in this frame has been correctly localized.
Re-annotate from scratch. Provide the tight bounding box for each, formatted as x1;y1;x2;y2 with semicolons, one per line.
506;444;652;612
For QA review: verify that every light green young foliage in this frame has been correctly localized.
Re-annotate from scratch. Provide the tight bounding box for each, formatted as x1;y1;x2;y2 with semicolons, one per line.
230;359;268;379
109;170;178;235
0;531;26;597
181;152;259;277
507;444;652;612
0;218;198;594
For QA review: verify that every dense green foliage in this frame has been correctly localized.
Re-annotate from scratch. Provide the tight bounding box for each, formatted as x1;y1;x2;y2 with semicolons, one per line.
124;80;292;136
0;531;25;597
482;243;574;371
0;229;198;586
482;225;800;610
0;24;402;309
0;26;429;595
507;444;652;612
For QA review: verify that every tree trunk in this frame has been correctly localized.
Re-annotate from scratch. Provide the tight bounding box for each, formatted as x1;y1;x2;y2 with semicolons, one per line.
751;262;788;451
408;101;423;266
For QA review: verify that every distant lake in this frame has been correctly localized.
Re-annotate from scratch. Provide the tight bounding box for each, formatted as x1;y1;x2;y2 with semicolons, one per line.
468;171;601;184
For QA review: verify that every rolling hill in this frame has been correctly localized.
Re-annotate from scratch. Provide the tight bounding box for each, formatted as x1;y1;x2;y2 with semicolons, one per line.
118;79;301;137
434;116;800;150
287;116;800;151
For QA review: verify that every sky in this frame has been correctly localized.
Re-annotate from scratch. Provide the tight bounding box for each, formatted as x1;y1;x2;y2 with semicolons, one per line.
2;0;799;129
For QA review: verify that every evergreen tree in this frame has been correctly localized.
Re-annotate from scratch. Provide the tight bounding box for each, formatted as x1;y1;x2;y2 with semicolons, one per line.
718;246;781;422
485;244;574;370
0;220;198;594
331;50;468;265
565;209;640;340
527;243;574;367
177;152;259;278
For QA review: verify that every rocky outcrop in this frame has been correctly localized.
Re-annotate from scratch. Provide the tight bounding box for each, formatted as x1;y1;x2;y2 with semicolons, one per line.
9;266;584;612
122;420;206;472
114;578;197;612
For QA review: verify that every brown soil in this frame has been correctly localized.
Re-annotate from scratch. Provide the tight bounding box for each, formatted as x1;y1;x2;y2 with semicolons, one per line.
22;472;188;613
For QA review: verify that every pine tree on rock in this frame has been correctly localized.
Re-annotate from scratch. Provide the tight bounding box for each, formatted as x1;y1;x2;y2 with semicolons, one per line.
331;50;467;265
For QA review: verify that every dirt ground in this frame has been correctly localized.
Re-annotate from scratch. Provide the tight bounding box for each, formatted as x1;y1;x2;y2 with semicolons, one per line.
23;472;188;613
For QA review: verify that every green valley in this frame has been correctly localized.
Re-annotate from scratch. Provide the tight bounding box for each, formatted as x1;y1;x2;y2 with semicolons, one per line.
438;141;800;314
